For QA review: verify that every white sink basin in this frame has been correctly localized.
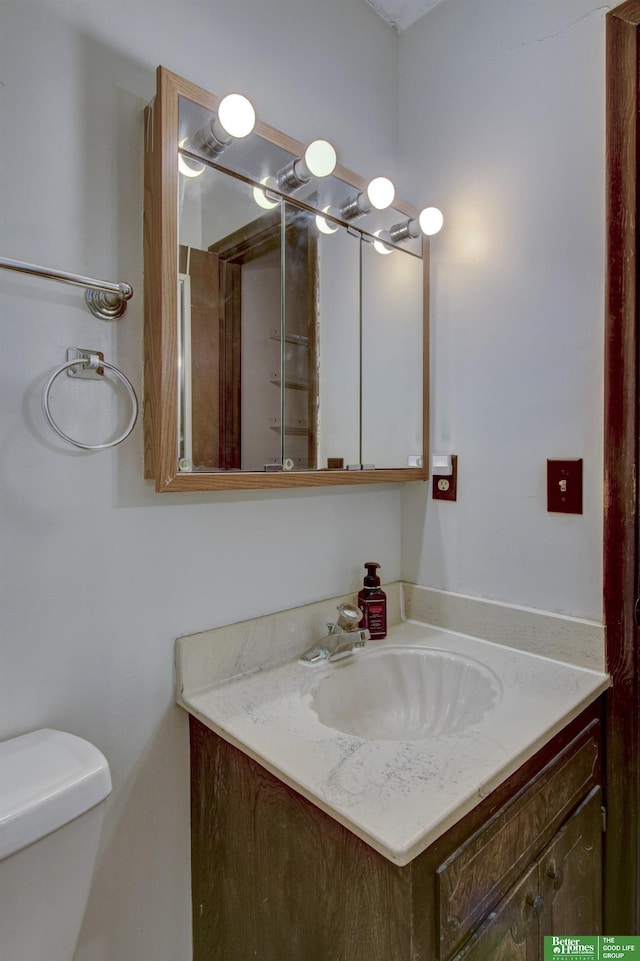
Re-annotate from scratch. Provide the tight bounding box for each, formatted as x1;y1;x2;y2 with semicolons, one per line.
309;646;501;740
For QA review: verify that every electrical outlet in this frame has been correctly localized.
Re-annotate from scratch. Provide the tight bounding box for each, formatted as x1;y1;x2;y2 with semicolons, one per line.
432;455;457;501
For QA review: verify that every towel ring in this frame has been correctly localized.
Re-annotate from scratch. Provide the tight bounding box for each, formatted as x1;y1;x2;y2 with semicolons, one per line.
42;354;138;450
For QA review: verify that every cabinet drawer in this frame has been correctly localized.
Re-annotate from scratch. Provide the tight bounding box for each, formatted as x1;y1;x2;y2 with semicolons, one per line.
436;720;600;959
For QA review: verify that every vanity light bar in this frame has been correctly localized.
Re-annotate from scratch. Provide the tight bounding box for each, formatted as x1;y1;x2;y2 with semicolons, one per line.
180;92;443;245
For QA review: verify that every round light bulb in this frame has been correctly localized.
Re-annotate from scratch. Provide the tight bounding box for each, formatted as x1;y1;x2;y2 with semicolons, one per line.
303;140;337;179
217;93;256;139
178;139;205;178
253;177;279;210
418;206;444;236
316;205;339;235
366;176;395;211
373;230;393;255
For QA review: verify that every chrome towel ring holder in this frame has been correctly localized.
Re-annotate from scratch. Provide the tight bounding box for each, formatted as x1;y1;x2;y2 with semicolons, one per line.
42;349;138;450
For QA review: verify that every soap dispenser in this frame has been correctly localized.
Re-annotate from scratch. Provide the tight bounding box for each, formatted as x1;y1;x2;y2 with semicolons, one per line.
357;562;387;639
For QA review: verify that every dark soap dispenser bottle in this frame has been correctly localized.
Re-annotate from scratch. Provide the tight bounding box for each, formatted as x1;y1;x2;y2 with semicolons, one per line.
358;562;387;639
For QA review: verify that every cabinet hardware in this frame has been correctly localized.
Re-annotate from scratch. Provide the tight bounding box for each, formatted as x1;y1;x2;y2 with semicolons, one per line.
634;598;640;626
602;806;607;832
526;893;545;918
546;866;564;887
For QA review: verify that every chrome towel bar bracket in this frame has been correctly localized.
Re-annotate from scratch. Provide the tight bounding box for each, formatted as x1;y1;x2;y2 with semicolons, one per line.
0;256;133;319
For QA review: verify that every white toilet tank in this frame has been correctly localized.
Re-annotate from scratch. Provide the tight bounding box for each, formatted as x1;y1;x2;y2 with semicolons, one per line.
0;729;112;961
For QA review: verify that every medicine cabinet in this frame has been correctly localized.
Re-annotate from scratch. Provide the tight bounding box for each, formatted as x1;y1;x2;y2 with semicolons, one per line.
143;67;429;491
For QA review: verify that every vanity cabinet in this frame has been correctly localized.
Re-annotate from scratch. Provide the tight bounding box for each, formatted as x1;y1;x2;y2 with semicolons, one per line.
189;700;603;961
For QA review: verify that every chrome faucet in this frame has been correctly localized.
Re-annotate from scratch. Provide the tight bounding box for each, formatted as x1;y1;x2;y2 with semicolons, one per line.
299;603;370;665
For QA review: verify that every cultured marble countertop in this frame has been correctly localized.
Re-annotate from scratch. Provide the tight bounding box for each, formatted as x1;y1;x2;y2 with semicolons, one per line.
177;619;609;866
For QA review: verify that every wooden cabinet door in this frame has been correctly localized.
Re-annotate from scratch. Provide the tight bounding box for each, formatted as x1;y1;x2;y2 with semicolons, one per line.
452;789;602;961
452;862;540;961
539;787;603;939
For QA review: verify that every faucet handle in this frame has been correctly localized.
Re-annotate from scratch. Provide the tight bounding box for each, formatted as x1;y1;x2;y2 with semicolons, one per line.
335;603;363;632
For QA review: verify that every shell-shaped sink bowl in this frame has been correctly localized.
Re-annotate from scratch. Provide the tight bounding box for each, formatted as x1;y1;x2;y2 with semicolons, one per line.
309;646;502;740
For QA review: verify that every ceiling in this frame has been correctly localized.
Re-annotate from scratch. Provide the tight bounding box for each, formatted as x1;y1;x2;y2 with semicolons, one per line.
365;0;445;31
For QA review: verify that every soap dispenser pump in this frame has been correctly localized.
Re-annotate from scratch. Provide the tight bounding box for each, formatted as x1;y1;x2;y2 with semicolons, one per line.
357;562;387;639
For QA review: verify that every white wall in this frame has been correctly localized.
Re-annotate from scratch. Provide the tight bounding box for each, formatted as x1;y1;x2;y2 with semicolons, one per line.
0;2;400;960
399;0;606;621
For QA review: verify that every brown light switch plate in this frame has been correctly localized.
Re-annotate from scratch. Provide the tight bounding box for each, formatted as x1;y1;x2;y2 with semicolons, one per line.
547;459;583;514
432;455;457;501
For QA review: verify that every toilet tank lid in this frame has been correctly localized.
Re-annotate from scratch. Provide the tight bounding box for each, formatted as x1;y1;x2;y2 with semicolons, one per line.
0;728;112;861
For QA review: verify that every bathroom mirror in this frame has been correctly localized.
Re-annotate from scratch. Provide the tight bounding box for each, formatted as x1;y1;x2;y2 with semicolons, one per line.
144;67;429;490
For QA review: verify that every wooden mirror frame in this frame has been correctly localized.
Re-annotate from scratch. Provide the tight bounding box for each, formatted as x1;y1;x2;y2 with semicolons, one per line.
143;66;430;491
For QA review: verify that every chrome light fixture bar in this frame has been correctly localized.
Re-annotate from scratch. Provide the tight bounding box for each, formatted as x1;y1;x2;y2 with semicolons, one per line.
177;84;444;247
